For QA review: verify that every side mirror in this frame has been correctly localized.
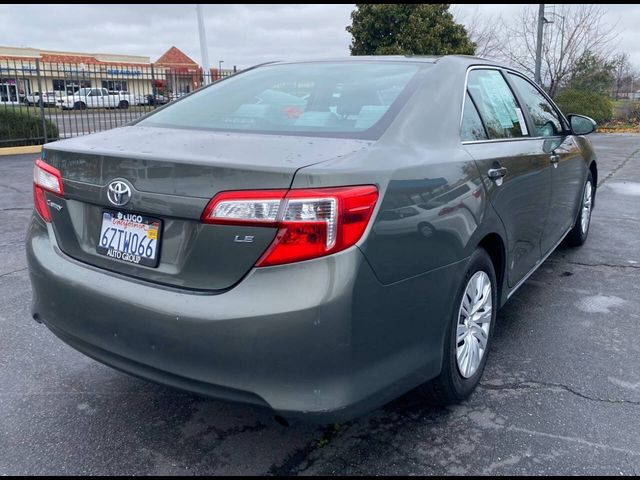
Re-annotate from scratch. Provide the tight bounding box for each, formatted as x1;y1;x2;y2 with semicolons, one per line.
568;114;597;136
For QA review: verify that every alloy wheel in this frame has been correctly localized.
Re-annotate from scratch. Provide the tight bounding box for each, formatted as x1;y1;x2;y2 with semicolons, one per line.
456;271;492;378
581;181;593;234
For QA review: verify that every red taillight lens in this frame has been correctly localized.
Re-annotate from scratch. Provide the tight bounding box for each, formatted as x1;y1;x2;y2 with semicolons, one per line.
201;185;379;266
33;158;63;222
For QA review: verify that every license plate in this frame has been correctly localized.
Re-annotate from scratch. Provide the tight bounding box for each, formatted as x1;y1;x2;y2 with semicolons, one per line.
97;210;162;267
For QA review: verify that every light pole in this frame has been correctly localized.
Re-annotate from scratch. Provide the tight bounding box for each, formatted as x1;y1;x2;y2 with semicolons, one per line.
544;10;565;62
196;5;211;86
534;4;544;86
535;5;565;91
543;7;566;95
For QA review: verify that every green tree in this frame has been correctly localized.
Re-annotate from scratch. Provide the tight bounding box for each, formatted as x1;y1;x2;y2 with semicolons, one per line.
555;89;612;125
567;51;615;94
346;4;475;56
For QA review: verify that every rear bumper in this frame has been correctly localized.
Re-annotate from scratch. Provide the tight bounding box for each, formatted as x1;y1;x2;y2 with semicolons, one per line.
26;215;464;422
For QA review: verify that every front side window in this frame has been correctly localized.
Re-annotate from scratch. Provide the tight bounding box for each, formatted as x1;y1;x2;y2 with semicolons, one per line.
139;62;423;138
467;69;527;140
461;92;487;141
508;73;563;137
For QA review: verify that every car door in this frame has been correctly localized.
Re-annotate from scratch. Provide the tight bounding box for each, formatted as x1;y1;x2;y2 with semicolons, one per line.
462;68;552;287
103;88;117;108
87;89;103;108
506;72;586;254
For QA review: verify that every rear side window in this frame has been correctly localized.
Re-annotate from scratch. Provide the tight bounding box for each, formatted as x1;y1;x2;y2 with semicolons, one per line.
467;69;527;140
508;73;563;137
139;62;423;139
461;92;487;141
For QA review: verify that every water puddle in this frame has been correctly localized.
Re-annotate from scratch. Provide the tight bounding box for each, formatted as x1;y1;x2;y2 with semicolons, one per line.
576;295;626;314
607;182;640;196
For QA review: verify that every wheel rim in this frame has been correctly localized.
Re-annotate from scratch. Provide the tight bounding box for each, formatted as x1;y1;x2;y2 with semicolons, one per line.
581;181;593;234
456;271;492;379
420;224;433;237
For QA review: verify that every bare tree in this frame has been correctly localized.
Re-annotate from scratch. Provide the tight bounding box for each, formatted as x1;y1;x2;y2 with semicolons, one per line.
498;4;619;98
612;52;638;99
453;6;502;60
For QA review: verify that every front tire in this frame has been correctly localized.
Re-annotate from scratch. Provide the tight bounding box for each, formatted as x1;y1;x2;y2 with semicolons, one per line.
118;100;129;109
418;248;497;405
565;171;594;247
74;101;86;110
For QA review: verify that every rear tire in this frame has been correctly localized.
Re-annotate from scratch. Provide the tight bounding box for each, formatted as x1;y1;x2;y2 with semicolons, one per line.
118;100;129;109
418;248;497;405
565;171;594;247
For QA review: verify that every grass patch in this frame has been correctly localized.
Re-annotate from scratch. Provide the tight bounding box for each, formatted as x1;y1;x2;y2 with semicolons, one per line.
597;120;640;133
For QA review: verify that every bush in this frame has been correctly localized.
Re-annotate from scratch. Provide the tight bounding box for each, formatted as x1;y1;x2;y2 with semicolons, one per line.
554;88;613;125
0;108;59;148
631;102;640;123
611;100;640;122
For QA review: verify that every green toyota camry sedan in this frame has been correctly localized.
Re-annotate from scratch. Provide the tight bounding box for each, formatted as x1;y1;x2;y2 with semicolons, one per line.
26;56;598;422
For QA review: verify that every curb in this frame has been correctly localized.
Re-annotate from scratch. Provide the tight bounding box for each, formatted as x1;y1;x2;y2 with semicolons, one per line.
0;145;42;156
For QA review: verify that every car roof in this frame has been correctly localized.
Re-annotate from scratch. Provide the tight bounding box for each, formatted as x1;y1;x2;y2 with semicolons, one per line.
262;55;504;69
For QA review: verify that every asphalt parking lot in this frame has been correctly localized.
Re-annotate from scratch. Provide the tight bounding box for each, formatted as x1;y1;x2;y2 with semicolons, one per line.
1;134;639;475
40;108;151;138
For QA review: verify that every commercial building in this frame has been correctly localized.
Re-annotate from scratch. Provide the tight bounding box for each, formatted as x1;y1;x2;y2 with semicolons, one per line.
0;45;226;103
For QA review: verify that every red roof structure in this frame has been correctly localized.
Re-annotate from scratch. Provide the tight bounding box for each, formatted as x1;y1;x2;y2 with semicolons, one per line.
155;46;198;68
155;46;203;92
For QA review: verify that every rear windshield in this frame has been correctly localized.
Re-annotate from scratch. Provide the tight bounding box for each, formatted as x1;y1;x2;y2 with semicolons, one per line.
138;62;423;139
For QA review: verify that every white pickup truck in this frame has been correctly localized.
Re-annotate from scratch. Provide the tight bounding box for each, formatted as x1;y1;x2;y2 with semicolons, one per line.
57;88;135;110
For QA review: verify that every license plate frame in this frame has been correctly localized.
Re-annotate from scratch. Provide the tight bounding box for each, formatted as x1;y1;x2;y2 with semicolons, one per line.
96;210;162;268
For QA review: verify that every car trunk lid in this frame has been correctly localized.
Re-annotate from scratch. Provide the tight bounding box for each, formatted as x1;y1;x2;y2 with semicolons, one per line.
42;125;372;291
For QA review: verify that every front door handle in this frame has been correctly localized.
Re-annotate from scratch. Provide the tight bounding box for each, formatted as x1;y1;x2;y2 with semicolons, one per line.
550;154;560;164
487;167;508;180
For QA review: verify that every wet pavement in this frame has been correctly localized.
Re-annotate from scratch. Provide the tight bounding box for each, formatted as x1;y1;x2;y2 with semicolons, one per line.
1;133;639;475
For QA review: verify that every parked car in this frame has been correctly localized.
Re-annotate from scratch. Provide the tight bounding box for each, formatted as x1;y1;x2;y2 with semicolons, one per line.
170;92;187;101
27;56;598;423
107;91;136;109
374;178;483;242
24;91;59;106
57;88;134;110
135;93;168;106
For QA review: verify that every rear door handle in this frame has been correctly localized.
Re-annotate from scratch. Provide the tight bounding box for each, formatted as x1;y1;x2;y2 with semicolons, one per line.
487;167;507;180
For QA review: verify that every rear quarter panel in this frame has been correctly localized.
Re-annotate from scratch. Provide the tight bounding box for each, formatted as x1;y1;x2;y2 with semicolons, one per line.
292;57;507;285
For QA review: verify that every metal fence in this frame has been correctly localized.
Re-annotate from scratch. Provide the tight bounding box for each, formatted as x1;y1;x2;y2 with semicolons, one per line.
0;59;235;147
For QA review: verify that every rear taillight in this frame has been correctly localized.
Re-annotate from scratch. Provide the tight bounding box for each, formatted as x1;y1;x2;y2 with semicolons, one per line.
201;185;379;266
33;158;63;222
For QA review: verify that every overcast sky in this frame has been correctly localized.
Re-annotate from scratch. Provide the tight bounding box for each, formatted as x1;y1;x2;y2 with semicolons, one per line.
1;4;639;70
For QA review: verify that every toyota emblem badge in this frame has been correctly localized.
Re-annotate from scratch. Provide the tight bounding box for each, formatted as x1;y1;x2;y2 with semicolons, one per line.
107;180;132;207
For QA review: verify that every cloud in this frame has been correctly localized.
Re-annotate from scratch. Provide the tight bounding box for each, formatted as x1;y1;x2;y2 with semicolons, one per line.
0;4;637;69
0;4;355;69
